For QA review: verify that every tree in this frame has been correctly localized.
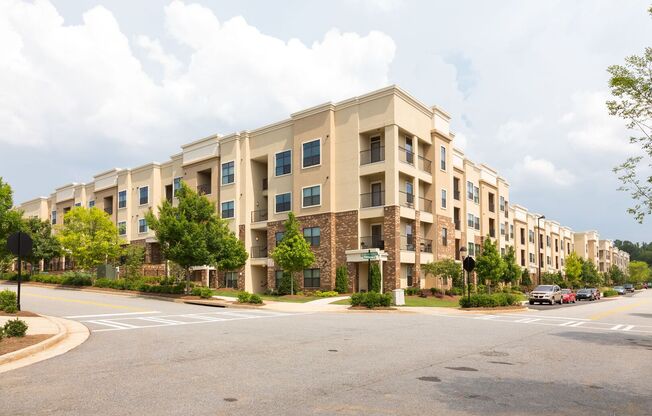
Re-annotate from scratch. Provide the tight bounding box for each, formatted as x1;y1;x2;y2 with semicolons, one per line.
605;264;626;286
422;258;462;288
57;207;122;271
123;245;145;280
580;259;602;288
607;7;652;222
146;182;247;292
475;237;506;291
628;260;650;284
541;271;563;286
0;178;23;271
335;266;348;294
520;268;532;288
21;217;61;272
564;252;583;288
501;246;521;285
270;212;315;295
369;263;381;293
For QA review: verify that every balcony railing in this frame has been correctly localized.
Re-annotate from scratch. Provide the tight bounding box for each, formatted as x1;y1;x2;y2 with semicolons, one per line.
360;146;385;165
399;191;415;209
251;209;268;223
360;191;385;208
417;155;432;173
250;246;268;258
400;235;415;251
104;207;113;216
262;178;268;191
454;219;461;231
420;239;433;253
197;183;211;195
360;236;384;250
489;229;496;238
453;190;461;200
398;146;415;165
419;196;433;213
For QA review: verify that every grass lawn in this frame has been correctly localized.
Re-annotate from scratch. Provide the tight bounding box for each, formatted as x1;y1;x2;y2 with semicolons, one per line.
210;289;321;303
330;295;459;307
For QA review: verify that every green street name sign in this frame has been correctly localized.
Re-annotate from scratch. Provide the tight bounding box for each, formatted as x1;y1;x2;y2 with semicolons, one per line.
361;251;378;260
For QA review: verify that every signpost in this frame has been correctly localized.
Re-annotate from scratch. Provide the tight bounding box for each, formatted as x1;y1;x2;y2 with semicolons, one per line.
462;256;476;302
6;231;33;311
361;250;378;292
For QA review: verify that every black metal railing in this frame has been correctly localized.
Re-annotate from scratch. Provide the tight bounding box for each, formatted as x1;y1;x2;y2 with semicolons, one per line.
360;146;385;165
419;197;432;213
104;207;113;215
420;239;433;253
453;190;461;200
360;236;384;250
400;235;415;251
418;155;432;173
360;191;385;208
250;246;268;258
455;219;461;231
399;191;415;209
197;183;211;195
398;146;415;165
489;229;496;238
251;209;268;223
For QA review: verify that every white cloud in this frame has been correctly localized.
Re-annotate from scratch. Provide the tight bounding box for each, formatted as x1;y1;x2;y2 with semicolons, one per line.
512;155;577;188
496;117;543;144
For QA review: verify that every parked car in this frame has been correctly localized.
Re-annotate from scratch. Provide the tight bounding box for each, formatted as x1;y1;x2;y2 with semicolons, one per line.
613;286;626;295
589;288;601;300
529;285;562;305
561;289;576;304
623;283;635;293
576;288;595;301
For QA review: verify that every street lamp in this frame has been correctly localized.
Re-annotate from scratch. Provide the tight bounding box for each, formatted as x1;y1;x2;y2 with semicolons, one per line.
537;215;545;285
460;246;468;299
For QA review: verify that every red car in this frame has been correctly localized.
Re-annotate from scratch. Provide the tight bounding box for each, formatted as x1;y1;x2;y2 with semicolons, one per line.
561;289;576;304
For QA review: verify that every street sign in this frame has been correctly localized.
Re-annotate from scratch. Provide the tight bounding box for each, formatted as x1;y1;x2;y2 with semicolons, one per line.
361;251;378;260
463;256;476;273
7;231;33;257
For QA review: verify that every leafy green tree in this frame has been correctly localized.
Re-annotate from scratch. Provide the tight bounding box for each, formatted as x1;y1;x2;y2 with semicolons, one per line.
146;182;247;292
541;271;563;286
605;264;626;286
276;271;300;296
501;246;521;285
628;260;650;284
270;212;315;295
520;268;532;288
335;266;349;294
607;7;652;222
475;237;506;291
123;245;145;280
580;259;602;288
21;217;61;272
369;263;381;293
57;207;122;271
0;178;23;272
564;252;583;288
422;258;462;288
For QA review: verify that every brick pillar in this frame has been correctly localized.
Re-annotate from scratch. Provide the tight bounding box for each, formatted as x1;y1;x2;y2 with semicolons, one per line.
266;221;283;288
335;210;358;293
414;210;421;288
383;206;401;290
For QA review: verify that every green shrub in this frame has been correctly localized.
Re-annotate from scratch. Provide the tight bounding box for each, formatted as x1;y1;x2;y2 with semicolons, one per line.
28;272;93;286
237;292;251;303
0;289;17;312
369;263;381;293
335;266;349;294
276;272;300;296
191;287;213;299
635;283;643;290
0;328;4;341
603;289;619;297
350;292;392;308
314;290;339;297
3;304;18;314
459;292;520;308
0;273;17;281
249;294;263;304
264;288;278;296
430;287;441;296
404;287;420;296
4;318;28;337
451;287;464;296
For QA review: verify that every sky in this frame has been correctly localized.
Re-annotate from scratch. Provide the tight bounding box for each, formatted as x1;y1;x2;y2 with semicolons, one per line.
1;0;651;242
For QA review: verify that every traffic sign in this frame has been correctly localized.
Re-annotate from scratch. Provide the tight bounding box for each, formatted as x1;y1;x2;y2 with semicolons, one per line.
463;256;476;272
7;231;33;257
361;251;378;260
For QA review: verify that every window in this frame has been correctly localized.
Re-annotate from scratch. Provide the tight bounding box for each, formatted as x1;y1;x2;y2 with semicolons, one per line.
118;190;127;209
405;137;414;164
547;256;551;265
275;150;292;176
302;185;321;207
138;218;148;233
441;189;447;209
303;268;320;288
468;242;475;256
303;227;321;246
441;227;448;246
501;248;505;256
500;223;506;236
406;265;414;286
275;193;291;213
173;177;182;196
500;196;505;212
406;182;414;205
467;213;474;227
225;272;238;288
520;228;525;244
555;239;559;252
440;146;446;171
529;253;535;264
520;250;526;266
88;200;95;208
118;221;126;236
222;161;235;185
473;186;479;204
275;232;285;245
474;216;480;230
546;236;551;247
475;244;481;255
529;230;535;243
488;193;495;212
467;181;474;200
74;202;81;207
509;224;514;239
221;201;235;218
275;270;284;288
51;210;57;225
139;186;149;205
302;139;321;168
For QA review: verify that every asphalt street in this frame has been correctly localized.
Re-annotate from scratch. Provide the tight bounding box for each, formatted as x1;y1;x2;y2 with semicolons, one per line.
1;283;651;416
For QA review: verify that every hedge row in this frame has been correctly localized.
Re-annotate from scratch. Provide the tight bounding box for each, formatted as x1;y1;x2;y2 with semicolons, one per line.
459;293;521;308
351;292;392;308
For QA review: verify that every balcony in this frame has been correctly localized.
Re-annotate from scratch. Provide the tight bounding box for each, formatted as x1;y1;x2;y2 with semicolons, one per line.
104;207;113;216
400;235;415;251
360;236;384;250
453;190;461;201
398;146;415;165
251;209;268;223
360;146;385;165
262;178;268;191
418;196;433;213
360;191;385;208
250;245;268;258
399;191;415;209
197;183;211;195
420;239;433;253
489;229;496;238
417;155;432;173
454;219;461;231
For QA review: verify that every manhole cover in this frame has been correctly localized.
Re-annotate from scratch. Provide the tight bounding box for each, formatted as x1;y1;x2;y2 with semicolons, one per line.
445;366;478;372
224;398;238;402
417;376;441;382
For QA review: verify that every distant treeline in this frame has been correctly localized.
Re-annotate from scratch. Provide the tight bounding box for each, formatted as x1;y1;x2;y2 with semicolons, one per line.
614;240;652;267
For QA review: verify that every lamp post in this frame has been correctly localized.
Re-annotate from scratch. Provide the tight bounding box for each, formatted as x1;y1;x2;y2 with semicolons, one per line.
460;246;468;299
537;215;545;285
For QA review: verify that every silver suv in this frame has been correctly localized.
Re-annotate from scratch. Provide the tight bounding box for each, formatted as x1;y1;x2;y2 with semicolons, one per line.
529;285;562;305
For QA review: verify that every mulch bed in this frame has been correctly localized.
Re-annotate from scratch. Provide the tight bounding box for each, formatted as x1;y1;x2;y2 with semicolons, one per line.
0;334;52;355
0;310;39;317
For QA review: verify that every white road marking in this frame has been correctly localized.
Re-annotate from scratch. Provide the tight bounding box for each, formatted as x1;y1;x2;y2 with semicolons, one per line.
610;324;624;330
87;320;140;329
558;321;577;326
622;325;634;331
569;322;585;327
503;314;591;321
65;311;161;319
139;317;185;325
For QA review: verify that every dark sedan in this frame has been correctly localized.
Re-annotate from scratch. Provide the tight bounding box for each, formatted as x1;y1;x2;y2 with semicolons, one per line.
576;289;595;301
624;283;635;293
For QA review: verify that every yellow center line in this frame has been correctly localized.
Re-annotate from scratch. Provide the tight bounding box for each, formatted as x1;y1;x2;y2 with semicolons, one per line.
589;299;650;321
24;293;150;312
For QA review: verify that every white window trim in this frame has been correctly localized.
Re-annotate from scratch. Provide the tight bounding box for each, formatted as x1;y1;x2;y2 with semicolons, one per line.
274;149;293;177
301;138;322;170
118;189;128;209
274;192;292;214
301;184;322;208
221;160;235;186
173;176;182;197
221;200;236;219
441;188;447;209
138;218;148;234
138;186;149;206
440;145;447;172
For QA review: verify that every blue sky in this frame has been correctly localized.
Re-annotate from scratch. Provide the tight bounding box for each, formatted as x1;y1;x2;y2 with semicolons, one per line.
1;0;651;241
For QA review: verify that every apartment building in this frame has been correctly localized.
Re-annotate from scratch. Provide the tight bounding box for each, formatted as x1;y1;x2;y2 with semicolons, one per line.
15;85;630;292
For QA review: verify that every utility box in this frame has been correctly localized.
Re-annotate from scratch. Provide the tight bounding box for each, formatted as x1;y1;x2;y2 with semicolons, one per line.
97;264;117;279
392;289;405;306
